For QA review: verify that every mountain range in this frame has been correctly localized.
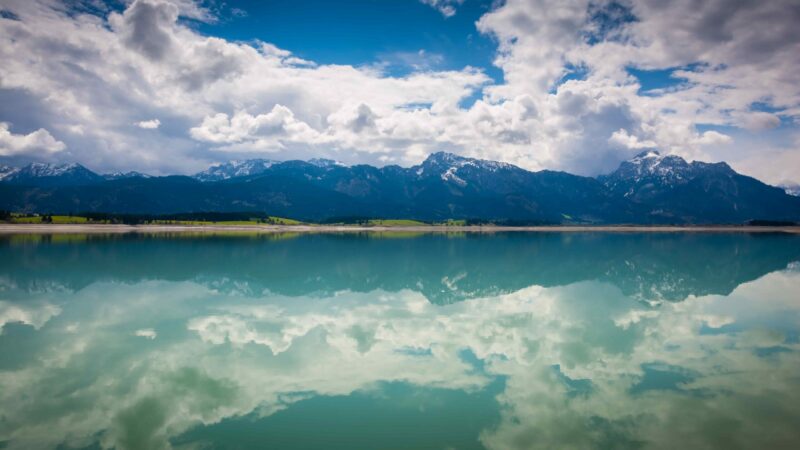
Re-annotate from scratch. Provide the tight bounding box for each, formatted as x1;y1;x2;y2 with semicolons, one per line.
1;151;798;224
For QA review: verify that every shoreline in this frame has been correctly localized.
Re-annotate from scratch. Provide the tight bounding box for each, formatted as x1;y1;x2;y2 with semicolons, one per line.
1;223;799;234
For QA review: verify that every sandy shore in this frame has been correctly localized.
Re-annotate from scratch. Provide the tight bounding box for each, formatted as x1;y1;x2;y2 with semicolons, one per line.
1;223;799;234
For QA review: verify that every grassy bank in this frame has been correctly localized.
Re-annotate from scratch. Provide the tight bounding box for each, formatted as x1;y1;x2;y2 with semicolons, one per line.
0;211;477;227
7;214;99;224
1;212;305;226
4;212;794;229
0;212;467;227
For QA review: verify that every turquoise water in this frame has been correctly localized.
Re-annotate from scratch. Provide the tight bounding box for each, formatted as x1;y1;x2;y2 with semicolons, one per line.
1;232;799;449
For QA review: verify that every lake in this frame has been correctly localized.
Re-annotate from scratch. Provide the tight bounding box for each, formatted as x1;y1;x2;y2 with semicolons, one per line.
1;232;799;449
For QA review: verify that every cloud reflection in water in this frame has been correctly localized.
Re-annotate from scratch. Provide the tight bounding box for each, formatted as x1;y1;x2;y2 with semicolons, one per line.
0;233;798;449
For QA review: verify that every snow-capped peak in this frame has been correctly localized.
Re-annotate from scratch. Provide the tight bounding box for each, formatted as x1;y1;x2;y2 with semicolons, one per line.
424;151;465;165
423;152;515;172
622;150;690;179
632;149;661;160
103;171;151;180
0;162;103;185
308;158;345;168
418;152;517;186
23;162;83;177
600;149;742;201
194;159;277;182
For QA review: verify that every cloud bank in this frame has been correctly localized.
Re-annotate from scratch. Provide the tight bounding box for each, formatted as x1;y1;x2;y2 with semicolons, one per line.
0;0;798;183
0;122;65;156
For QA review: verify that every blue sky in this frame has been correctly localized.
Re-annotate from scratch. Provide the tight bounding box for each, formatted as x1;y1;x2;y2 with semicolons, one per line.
0;0;798;185
198;0;502;78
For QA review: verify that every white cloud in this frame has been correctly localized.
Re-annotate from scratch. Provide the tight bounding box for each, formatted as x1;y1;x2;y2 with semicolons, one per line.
189;106;321;150
136;119;160;129
0;0;798;181
694;130;733;146
467;0;800;177
735;112;781;131
0;0;490;171
723;131;800;186
608;129;656;149
419;0;464;18
0;300;61;331
0;122;66;156
134;328;157;339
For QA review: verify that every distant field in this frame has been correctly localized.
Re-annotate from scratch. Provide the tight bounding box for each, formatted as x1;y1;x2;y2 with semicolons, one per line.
51;216;93;224
5;214;303;226
8;216;42;224
4;215;514;227
147;218;460;227
148;220;215;225
261;217;304;225
9;215;104;224
438;219;467;226
366;219;468;226
134;216;304;226
367;219;428;226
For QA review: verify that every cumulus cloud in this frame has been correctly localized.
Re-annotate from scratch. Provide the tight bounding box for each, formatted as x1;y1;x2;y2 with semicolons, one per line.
694;130;733;146
0;122;65;156
327;103;377;134
608;129;657;149
189;106;320;150
134;328;157;339
135;119;160;129
111;0;179;61
419;0;464;18
470;0;800;174
735;111;781;131
0;0;798;181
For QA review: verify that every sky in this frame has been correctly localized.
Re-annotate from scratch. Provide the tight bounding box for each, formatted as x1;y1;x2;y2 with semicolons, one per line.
0;0;799;185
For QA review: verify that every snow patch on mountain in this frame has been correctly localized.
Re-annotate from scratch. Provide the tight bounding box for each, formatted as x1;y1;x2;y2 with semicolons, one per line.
441;166;467;186
194;159;277;182
22;162;81;177
308;158;345;168
599;150;745;202
419;151;516;186
0;165;20;181
781;184;800;197
0;162;104;185
104;171;151;180
424;151;514;173
625;150;691;183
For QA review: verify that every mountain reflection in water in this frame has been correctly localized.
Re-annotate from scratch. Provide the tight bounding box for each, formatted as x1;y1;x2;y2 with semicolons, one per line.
0;232;799;449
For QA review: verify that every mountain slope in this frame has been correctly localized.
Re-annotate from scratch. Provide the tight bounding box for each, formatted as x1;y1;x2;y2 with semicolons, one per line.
0;165;20;181
1;163;105;186
1;152;798;223
103;171;151;180
193;159;277;182
219;152;635;222
599;150;800;223
780;183;800;197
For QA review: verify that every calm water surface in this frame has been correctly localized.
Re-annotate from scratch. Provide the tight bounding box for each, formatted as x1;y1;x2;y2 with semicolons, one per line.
1;232;799;449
